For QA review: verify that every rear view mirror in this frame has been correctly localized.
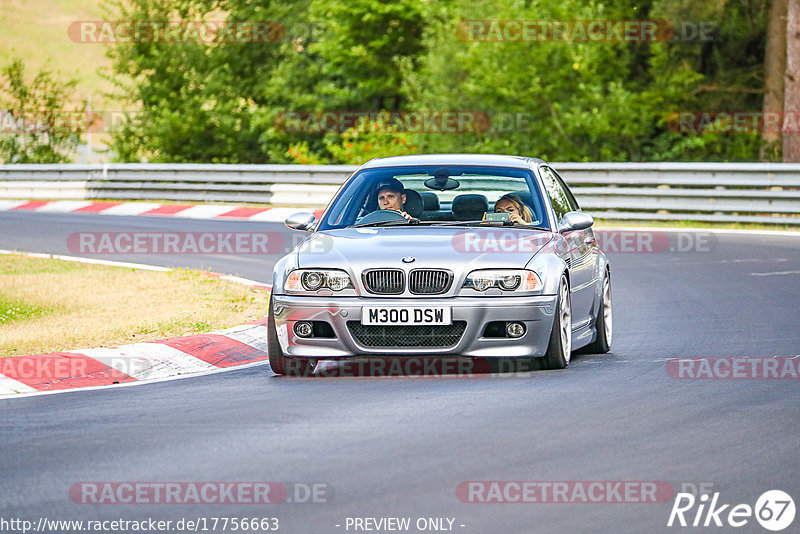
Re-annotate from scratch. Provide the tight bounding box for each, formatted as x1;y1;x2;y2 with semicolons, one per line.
424;169;461;191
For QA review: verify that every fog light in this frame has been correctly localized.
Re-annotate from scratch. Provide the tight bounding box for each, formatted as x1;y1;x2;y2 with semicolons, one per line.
506;322;525;338
294;321;313;338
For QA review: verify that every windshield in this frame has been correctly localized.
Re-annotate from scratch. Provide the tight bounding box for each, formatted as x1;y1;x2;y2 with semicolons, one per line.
318;165;549;231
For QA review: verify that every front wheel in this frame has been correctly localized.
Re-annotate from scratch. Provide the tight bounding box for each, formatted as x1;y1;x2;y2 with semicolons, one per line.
267;295;315;377
585;269;612;354
542;275;572;369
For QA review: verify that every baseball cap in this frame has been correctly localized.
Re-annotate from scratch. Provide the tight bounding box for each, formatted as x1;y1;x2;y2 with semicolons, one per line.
375;177;405;194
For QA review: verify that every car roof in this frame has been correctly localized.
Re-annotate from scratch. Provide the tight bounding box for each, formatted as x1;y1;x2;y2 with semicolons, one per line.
360;154;543;169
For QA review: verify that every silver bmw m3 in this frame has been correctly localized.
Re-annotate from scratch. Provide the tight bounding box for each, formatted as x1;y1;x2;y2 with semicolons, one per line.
268;154;612;376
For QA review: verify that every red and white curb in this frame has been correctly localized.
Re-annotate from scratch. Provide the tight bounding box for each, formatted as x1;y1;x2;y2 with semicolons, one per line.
0;200;322;221
5;201;800;236
0;251;274;399
0;320;270;398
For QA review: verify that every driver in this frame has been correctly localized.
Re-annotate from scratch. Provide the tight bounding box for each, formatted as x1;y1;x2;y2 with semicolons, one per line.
376;178;412;220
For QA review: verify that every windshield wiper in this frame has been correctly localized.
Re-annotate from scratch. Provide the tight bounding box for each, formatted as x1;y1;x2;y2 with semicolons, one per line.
350;219;548;230
456;219;514;226
351;218;420;228
425;220;549;230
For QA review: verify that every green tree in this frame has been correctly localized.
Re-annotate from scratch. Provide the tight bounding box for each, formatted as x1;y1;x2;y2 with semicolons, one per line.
104;0;775;163
104;0;264;162
403;0;770;161
248;0;428;162
645;0;768;161
402;0;659;161
106;0;428;163
285;116;418;164
0;59;86;163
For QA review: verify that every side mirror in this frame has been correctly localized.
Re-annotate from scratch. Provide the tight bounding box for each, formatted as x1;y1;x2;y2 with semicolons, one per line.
558;211;594;232
285;212;317;231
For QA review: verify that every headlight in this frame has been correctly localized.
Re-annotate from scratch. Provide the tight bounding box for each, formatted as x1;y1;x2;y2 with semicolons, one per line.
302;272;324;290
286;269;353;292
463;269;541;292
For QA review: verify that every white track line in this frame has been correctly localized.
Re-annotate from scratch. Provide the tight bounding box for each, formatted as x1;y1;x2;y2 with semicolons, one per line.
0;249;172;271
219;274;270;287
750;270;800;277
597;226;800;237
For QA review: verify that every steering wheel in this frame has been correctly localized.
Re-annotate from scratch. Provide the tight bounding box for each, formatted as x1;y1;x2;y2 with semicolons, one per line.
356;209;407;225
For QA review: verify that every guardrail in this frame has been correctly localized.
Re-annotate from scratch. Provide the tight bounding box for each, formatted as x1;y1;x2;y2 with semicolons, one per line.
0;162;798;225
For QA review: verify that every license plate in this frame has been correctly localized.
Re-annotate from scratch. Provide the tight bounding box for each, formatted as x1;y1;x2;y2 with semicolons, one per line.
362;306;452;326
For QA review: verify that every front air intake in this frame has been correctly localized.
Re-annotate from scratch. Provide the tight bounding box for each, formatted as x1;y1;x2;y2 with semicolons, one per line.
362;269;405;294
409;269;453;295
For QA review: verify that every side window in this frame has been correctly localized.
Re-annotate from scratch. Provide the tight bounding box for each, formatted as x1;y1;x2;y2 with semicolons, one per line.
551;168;580;211
539;167;572;221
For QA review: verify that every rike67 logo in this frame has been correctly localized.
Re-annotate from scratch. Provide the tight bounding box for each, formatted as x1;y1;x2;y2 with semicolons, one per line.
668;490;795;531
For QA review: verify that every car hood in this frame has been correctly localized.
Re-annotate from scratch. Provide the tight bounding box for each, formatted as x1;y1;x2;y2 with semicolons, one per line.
297;226;554;272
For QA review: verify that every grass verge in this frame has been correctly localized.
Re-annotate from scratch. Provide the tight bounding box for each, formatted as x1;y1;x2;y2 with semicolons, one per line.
0;254;269;357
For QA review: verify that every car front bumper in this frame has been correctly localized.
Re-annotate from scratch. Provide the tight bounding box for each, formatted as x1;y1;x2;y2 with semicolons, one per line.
271;294;558;359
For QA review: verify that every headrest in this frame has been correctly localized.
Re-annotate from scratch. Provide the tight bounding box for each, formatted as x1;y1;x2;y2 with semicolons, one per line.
509;190;541;224
510;190;534;208
452;194;488;221
403;189;424;218
420;192;440;211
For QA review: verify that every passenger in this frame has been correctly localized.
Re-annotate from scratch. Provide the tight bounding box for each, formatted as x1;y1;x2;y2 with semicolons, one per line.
376;178;412;219
492;194;533;224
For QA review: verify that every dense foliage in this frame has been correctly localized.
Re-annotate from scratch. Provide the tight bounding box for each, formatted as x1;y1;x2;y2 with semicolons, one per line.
0;60;86;163
101;0;772;163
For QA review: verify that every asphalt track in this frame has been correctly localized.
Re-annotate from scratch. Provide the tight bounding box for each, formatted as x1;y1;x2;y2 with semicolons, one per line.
1;211;799;533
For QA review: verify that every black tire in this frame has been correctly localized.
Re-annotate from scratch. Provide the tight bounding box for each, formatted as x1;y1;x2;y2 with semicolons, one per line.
542;275;572;370
585;269;612;354
267;295;315;377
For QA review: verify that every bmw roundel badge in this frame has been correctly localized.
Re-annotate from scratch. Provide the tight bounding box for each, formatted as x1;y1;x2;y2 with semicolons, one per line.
402;256;416;263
